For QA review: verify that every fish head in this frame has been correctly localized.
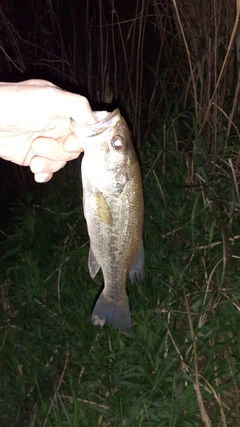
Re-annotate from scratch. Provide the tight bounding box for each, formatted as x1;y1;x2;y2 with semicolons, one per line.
71;109;138;196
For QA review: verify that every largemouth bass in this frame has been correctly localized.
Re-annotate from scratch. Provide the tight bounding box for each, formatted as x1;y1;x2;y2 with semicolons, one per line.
71;108;144;332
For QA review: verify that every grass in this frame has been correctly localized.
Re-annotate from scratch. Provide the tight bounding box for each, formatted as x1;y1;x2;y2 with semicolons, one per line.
0;2;240;425
1;108;240;426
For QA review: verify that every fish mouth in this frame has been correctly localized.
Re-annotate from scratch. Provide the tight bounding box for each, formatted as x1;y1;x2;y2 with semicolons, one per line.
93;108;120;123
71;108;121;138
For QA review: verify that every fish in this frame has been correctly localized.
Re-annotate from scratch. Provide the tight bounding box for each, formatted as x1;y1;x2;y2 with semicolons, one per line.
71;108;144;332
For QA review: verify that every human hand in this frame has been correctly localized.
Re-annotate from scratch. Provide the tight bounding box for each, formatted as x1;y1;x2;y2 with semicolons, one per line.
0;79;98;182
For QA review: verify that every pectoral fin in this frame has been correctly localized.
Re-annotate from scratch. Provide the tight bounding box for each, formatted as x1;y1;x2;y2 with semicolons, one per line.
129;240;144;283
95;192;112;225
88;246;101;278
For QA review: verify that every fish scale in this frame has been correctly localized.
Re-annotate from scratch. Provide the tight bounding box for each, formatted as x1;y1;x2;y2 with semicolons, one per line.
71;108;144;332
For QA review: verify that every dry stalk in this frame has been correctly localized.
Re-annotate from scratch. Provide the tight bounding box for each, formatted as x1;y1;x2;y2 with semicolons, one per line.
146;0;169;130
198;0;240;136
172;0;198;122
152;170;166;207
166;323;190;375
185;295;212;427
78;332;100;384
112;6;136;115
226;54;240;137
199;371;227;427
60;394;110;411
228;158;240;199
143;149;162;182
43;346;70;427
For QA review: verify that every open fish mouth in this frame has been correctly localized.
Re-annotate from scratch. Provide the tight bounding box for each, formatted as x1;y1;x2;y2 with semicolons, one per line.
93;109;120;123
71;108;121;138
71;107;144;332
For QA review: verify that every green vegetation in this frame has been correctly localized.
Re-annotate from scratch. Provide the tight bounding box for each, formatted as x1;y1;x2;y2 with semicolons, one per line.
1;108;240;426
1;0;240;425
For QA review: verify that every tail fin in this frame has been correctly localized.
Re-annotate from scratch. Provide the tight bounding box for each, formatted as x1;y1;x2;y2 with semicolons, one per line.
91;292;132;332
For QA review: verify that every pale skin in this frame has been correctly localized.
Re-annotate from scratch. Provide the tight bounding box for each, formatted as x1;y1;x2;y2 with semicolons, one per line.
0;79;98;182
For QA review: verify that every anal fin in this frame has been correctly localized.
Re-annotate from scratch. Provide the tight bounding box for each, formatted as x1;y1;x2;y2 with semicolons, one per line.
88;246;100;278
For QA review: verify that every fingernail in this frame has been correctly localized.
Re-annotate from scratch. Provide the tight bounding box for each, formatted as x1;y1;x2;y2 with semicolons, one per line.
35;173;48;183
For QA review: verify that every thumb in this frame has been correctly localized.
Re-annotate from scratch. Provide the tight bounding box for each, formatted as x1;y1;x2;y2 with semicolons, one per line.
53;90;98;125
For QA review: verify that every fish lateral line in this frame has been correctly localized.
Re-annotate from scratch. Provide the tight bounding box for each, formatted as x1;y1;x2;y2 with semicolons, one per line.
73;108;144;332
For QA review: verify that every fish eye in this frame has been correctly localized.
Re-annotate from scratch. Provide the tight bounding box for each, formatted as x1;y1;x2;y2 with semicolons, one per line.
111;136;124;150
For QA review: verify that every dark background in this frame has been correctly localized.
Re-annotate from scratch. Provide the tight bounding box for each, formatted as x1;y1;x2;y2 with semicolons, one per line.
0;0;238;201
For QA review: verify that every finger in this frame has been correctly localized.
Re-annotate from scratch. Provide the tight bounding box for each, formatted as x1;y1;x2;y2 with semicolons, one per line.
18;79;97;124
30;156;67;175
53;91;98;125
32;136;65;160
64;132;84;153
34;173;53;183
17;79;56;88
32;136;80;161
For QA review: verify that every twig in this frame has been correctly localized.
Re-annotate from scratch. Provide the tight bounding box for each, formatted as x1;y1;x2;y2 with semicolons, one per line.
185;295;212;427
43;346;70;427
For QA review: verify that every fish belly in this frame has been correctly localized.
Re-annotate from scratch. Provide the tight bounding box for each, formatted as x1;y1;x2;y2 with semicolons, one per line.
83;175;143;332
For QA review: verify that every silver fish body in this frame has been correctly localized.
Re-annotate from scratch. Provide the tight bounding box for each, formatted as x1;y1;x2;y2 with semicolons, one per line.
71;108;144;332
